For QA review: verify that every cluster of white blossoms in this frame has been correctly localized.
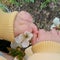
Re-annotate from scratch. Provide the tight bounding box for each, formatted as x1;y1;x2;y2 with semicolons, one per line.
10;31;33;49
50;17;60;29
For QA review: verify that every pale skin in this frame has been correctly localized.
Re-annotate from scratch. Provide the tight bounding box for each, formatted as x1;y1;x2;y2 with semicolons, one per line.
14;11;38;41
32;29;60;45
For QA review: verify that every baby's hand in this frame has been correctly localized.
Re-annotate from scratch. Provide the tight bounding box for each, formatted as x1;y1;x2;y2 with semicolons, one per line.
14;11;38;40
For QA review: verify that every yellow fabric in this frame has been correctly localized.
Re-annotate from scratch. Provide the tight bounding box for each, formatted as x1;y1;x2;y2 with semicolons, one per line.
25;41;60;60
0;9;18;42
28;53;60;60
32;41;60;53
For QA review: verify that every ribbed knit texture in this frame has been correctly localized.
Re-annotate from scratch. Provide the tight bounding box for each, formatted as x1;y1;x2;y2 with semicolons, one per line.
0;9;18;42
28;53;60;60
32;41;60;53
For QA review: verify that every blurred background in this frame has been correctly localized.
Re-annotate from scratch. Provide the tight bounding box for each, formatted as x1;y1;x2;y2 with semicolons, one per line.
0;0;60;30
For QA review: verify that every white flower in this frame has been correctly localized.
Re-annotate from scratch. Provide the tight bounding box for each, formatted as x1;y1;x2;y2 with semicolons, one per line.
15;34;24;43
21;41;29;48
10;31;33;49
15;31;33;44
53;17;60;27
10;41;18;49
50;24;56;29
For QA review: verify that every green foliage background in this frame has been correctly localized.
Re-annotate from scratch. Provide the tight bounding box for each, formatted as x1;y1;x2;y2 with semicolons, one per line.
0;0;58;11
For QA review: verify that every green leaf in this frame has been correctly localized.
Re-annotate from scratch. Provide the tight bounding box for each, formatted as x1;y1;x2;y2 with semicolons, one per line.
30;0;34;3
25;0;30;3
10;0;19;6
0;3;10;12
8;48;25;57
10;0;15;4
40;2;47;10
46;0;51;3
